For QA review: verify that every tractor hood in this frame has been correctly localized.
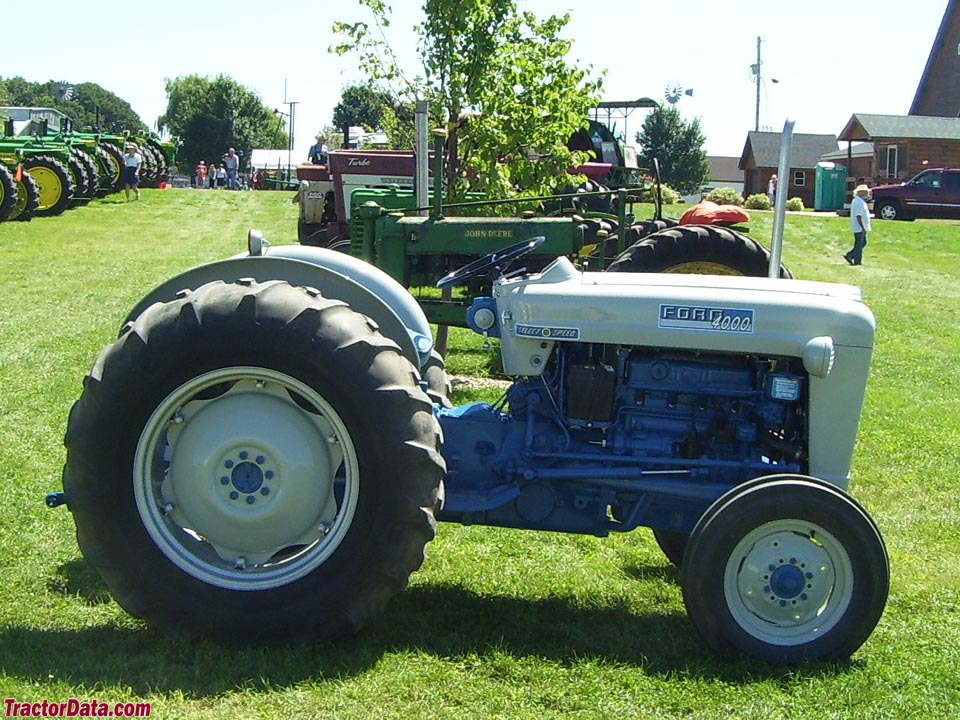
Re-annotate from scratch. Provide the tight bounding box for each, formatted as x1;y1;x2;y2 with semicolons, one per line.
493;257;875;377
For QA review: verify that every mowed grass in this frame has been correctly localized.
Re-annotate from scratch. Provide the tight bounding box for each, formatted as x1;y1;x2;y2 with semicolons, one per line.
0;189;958;719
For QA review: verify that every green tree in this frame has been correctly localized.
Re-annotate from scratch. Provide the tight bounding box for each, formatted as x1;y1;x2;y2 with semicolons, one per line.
0;76;146;133
159;75;287;171
636;105;709;196
331;83;396;136
331;0;602;204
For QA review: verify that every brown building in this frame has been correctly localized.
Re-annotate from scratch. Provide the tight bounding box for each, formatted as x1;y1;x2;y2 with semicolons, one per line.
739;131;840;208
819;143;874;184
910;0;960;117
838;114;960;186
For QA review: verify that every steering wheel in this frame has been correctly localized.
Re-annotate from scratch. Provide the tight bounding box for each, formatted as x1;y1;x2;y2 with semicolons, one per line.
436;236;546;289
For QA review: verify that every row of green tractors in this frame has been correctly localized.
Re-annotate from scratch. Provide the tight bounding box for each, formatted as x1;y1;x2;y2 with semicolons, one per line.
0;108;177;222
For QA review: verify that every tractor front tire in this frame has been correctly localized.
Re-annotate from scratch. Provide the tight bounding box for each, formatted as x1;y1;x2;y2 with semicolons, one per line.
63;280;445;642
606;225;793;278
681;475;888;664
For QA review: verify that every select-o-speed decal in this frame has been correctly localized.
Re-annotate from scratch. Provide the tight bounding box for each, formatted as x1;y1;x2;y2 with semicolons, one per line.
659;304;754;333
515;324;580;340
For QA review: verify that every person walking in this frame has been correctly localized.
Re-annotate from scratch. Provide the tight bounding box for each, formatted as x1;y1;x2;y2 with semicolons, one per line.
844;184;872;266
767;174;777;206
223;147;240;190
122;142;142;201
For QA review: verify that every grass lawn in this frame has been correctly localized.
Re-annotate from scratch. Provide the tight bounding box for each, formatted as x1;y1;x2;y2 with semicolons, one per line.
0;189;958;719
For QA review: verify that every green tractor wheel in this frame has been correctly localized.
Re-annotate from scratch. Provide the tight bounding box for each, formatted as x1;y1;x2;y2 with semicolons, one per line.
138;145;161;188
92;146;119;196
10;169;40;221
72;148;100;200
0;165;17;221
100;142;125;190
22;155;74;216
66;154;92;205
146;140;170;184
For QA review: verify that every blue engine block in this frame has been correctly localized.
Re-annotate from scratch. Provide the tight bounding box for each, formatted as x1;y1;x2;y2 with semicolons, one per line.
436;344;806;536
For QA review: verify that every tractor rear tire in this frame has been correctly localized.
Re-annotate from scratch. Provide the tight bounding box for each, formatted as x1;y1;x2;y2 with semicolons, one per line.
63;280;445;642
99;142;125;190
92;146;119;196
72;149;100;200
138;145;161;187
0;165;16;221
681;475;888;664
588;219;678;268
421;350;453;408
22;155;74;216
66;154;92;204
10;169;40;221
606;225;793;278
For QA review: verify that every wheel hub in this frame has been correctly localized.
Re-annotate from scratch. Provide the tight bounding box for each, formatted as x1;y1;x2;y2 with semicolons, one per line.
724;521;853;644
134;368;360;590
162;378;339;565
768;563;806;599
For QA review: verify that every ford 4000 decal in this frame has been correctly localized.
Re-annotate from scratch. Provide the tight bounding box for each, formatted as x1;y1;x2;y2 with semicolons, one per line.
659;305;754;333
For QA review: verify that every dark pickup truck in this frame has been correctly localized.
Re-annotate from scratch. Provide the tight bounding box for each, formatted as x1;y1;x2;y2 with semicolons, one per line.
871;168;960;220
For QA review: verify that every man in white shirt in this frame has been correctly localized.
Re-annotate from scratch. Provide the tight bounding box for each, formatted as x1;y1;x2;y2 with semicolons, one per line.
223;148;240;190
844;184;872;266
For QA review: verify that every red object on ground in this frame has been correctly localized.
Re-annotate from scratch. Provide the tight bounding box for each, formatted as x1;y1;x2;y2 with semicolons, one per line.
158;181;167;190
679;200;750;226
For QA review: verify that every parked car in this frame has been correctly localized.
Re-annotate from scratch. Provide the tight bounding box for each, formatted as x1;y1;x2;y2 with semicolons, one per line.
870;168;960;220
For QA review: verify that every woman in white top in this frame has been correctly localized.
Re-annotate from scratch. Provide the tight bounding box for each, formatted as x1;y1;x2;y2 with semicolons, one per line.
123;143;142;201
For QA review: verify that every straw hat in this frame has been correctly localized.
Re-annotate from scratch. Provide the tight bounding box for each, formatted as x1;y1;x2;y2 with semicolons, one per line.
854;184;871;197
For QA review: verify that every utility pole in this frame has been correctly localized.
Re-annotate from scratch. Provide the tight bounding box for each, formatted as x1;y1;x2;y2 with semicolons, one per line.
754;36;762;132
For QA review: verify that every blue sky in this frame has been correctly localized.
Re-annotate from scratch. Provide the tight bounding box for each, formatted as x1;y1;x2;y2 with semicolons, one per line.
4;0;944;160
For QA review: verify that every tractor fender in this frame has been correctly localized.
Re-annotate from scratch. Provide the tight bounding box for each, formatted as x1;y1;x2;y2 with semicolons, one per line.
122;246;434;368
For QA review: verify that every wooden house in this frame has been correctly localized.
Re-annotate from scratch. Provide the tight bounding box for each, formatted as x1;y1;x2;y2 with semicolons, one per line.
739;131;839;207
910;0;960;117
837;114;960;186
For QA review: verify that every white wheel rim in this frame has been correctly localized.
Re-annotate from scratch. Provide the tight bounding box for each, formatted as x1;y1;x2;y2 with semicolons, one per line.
134;366;359;590
723;520;854;646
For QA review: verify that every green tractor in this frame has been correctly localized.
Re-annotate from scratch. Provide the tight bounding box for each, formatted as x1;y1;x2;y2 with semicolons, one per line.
2;108;119;199
0;161;40;222
0;115;76;216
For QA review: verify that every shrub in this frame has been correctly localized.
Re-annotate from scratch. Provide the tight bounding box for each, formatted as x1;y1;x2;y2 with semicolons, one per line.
786;197;805;212
705;187;743;206
744;193;772;210
634;183;681;205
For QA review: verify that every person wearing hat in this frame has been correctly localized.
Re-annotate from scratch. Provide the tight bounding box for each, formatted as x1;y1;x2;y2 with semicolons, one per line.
308;132;328;165
844;184;872;266
195;160;207;189
122;142;142;201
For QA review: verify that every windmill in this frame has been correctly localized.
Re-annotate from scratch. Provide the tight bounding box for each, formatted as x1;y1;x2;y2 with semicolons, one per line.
664;83;693;105
53;81;75;102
